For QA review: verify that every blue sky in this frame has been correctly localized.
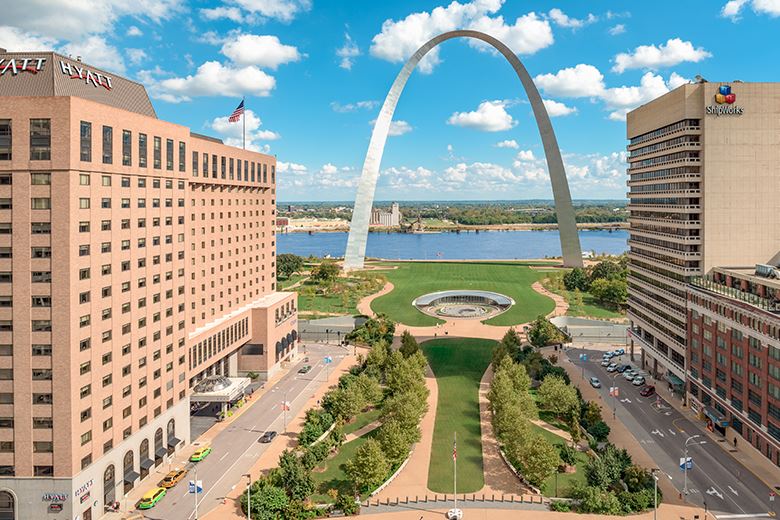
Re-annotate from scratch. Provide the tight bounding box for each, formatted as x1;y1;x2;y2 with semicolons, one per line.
2;0;778;201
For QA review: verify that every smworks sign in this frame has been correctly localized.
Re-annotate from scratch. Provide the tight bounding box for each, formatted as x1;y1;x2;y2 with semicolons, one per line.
706;85;743;116
60;60;113;91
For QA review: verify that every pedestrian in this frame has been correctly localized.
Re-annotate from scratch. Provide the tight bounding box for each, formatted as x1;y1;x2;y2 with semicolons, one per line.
733;437;738;449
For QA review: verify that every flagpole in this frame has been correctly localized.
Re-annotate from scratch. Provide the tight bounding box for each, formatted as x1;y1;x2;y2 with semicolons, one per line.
453;431;457;512
242;96;246;150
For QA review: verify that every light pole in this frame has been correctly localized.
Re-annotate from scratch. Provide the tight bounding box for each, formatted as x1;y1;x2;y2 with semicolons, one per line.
244;473;252;520
683;434;705;499
193;466;199;520
651;468;659;520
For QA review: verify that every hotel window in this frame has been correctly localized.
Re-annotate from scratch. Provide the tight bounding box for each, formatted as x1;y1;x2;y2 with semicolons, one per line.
31;172;50;185
31;198;50;209
179;141;186;172
166;139;174;170
244;159;248;181
139;133;147;167
102;125;113;164
193;151;199;176
263;164;267;183
0;120;10;160
122;129;132;166
271;164;275;183
212;154;217;178
229;158;234;179
251;162;255;182
153;136;161;169
221;156;226;178
32;222;50;234
30;119;51;160
32;247;51;258
80;121;91;161
0;200;9;210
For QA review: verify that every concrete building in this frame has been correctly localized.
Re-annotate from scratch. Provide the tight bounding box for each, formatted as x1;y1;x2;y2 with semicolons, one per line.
626;81;780;395
687;265;780;467
369;202;400;227
0;50;297;520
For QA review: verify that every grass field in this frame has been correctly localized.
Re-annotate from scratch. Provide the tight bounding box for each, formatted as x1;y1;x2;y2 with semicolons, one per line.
295;272;385;317
530;423;589;498
369;262;556;326
311;430;378;502
541;276;624;320
342;407;382;436
422;338;496;493
279;274;306;290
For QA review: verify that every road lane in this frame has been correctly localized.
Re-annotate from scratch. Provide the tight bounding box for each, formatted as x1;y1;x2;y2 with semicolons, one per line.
569;349;778;519
141;343;346;520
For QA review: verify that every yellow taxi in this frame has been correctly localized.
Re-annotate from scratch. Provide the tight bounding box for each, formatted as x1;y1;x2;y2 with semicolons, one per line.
189;444;212;462
138;487;166;509
159;468;187;488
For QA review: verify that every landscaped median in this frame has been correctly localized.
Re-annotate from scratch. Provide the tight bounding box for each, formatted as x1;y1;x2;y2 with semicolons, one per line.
240;316;430;518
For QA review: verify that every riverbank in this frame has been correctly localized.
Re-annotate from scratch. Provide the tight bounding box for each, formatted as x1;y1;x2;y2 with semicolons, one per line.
279;221;628;233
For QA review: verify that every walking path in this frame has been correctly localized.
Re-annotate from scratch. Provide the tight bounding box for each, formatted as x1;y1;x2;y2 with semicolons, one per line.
201;348;364;520
530;419;573;443
532;280;569;318
372;362;439;500
478;365;532;496
359;503;705;519
344;420;382;443
357;280;395;316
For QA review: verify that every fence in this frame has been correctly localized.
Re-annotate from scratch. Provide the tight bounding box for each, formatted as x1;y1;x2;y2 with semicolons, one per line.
361;493;548;508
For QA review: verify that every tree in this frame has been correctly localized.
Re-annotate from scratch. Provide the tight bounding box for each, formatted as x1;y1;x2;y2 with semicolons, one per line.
334;491;359;515
557;443;578;467
381;391;426;438
399;330;420;358
311;261;340;283
385;350;425;396
587;420;611;442
347;315;396;347
585;445;627;489
514;434;561;487
376;418;413;464
538;375;579;420
527;315;565;348
241;479;289;520
276;253;304;280
563;267;589;291
323;384;365;420
580;401;603;430
589;278;627;309
572;288;584;309
588;259;625;284
345;439;391;492
500;328;523;358
354;373;383;405
277;450;315;501
623;464;654;493
571;485;622;515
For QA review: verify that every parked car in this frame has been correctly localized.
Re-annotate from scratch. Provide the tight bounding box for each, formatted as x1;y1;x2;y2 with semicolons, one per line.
600;359;611;367
160;468;187;488
616;364;630;373
259;431;278;443
623;369;638;381
189;445;212;462
138;488;166;510
298;365;312;374
589;377;602;388
640;385;656;397
614;348;625;356
606;363;618;372
632;376;646;386
603;351;615;359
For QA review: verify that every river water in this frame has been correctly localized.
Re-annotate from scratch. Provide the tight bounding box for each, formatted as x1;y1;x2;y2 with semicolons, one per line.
277;229;628;260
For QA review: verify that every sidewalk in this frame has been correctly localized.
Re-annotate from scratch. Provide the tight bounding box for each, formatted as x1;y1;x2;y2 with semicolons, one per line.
651;369;780;492
359;503;704;519
201;347;364;519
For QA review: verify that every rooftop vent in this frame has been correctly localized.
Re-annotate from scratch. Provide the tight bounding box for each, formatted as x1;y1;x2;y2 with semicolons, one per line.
756;264;779;279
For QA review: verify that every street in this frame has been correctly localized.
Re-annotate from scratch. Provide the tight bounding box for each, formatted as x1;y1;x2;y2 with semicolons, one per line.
569;348;780;520
139;342;346;520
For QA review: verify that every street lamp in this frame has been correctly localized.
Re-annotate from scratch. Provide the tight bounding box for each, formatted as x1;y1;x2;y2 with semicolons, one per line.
651;468;659;520
683;434;706;499
243;473;252;520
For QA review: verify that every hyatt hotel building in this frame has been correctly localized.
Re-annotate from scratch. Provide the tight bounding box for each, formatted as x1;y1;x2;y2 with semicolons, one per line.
627;82;780;466
0;51;298;519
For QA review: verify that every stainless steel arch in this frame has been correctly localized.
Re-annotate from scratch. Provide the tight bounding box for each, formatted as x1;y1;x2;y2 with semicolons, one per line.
344;30;583;269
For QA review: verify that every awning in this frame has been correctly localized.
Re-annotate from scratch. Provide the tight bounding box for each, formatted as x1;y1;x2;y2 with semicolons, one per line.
155;447;168;458
123;471;140;484
167;437;181;448
140;459;154;470
704;407;729;428
664;372;684;387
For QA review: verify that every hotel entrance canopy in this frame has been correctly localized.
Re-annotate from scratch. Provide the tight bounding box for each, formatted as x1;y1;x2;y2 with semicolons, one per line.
190;375;250;403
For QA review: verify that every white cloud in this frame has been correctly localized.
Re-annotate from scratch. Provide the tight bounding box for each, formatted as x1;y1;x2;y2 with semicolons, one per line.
369;1;553;74
200;6;245;22
233;0;312;22
534;64;606;98
126;26;143;37
722;0;780;19
542;99;577;117
608;24;626;35
210;109;279;152
126;48;147;66
220;34;301;69
152;61;276;102
602;72;688;121
515;150;535;161
0;26;57;51
495;139;519;149
370;119;413;136
613;38;711;73
336;32;360;70
277;161;307;173
548;8;596;29
331;100;378;113
321;163;339;174
447;100;516;132
61;36;126;73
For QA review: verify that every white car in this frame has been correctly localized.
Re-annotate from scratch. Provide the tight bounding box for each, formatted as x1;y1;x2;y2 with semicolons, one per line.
606;363;618;372
623;370;638;381
601;359;611;367
632;376;646;386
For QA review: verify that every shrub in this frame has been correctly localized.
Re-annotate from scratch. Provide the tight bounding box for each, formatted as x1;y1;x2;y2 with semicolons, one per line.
618;488;654;513
557;443;578;466
334;492;360;515
570;484;622;515
549;500;571;512
587;420;611;442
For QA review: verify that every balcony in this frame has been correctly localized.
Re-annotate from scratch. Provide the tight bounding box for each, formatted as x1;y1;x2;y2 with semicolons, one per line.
628;215;701;228
628;288;687;324
626;203;701;213
628;140;701;161
628;189;701;199
627;125;701;150
690;276;780;313
627;251;701;277
628;227;701;244
627;171;702;187
628;274;687;306
627;157;701;174
628;239;701;260
629;327;687;380
627;308;686;353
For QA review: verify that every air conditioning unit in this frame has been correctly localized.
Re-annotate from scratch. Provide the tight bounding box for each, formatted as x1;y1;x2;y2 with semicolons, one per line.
756;264;779;278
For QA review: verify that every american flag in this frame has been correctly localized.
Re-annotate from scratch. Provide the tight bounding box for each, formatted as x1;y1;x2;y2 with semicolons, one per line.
452;438;457;461
228;100;245;122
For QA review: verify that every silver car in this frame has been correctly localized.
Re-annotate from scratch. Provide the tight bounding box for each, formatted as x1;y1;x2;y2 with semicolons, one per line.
632;376;646;386
601;359;611;367
607;363;618;372
623;369;638;381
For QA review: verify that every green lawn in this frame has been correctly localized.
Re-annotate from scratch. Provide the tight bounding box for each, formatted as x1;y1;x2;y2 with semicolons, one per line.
369;261;556;327
295;273;385;317
530;423;589;498
342;407;382;436
422;338;496;493
279;274;306;290
542;276;624;320
311;430;377;502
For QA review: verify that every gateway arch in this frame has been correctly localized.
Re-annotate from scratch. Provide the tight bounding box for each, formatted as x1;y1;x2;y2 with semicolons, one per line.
344;29;583;269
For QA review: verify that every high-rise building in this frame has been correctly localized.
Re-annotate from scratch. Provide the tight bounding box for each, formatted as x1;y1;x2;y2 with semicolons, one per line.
0;51;298;520
370;202;401;227
626;82;780;396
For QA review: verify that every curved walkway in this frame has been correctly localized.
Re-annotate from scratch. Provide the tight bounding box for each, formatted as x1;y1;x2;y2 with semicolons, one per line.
531;281;569;318
357;281;395;317
478;365;532;496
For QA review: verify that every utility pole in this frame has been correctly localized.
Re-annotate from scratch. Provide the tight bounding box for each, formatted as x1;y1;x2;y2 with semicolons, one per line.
244;473;252;520
652;468;659;520
683;434;703;499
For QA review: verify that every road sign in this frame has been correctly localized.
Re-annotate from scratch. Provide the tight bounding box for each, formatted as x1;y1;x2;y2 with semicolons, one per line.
679;457;693;470
189;480;203;494
281;401;291;411
770;491;776;502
